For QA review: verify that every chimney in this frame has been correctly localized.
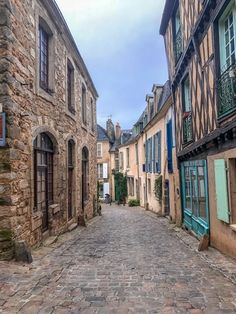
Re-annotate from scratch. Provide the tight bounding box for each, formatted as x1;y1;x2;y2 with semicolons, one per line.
115;122;121;141
106;118;115;142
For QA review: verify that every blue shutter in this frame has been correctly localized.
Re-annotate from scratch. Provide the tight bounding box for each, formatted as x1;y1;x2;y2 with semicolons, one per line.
150;137;153;173
153;135;156;173
157;131;162;173
0;113;6;147
214;159;230;223
145;140;148;173
167;119;173;173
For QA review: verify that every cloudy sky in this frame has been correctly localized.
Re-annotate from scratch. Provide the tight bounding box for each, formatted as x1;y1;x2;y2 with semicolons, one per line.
56;0;168;129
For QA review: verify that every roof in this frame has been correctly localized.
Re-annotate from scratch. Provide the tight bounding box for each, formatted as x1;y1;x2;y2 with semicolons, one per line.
160;0;176;36
97;124;109;142
157;80;171;110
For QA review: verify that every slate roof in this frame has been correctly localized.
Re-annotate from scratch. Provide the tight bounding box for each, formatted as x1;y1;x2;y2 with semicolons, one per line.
157;80;171;111
97;124;110;142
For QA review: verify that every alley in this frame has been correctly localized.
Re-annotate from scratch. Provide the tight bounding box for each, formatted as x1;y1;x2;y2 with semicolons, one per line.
0;205;236;314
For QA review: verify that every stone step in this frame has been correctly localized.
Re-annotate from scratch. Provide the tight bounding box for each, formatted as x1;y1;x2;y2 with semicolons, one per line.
43;236;58;247
68;223;77;232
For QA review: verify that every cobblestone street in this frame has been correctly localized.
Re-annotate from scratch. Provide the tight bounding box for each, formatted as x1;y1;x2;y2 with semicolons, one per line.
0;205;236;314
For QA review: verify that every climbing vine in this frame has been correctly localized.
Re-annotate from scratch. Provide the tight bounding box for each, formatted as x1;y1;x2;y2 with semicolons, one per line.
154;175;163;204
114;172;128;205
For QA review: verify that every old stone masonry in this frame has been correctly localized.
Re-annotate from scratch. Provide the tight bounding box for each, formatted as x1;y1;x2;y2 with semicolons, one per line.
0;205;236;314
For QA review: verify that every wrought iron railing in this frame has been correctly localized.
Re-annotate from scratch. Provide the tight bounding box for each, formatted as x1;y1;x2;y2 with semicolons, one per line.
183;114;193;143
174;28;183;63
218;62;236;118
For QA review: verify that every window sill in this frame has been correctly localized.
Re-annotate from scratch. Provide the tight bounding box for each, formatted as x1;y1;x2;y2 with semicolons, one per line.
37;88;55;105
65;110;76;122
230;224;236;232
82;124;88;132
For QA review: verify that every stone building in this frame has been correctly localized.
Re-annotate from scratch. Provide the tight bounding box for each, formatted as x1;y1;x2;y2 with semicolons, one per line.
0;0;98;259
160;0;236;258
119;82;180;223
97;119;131;201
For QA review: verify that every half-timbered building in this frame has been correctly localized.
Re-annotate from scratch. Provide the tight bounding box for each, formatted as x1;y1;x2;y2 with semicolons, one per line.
160;0;236;258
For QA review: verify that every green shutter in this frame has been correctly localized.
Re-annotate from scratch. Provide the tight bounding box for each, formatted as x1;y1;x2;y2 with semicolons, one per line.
214;159;229;223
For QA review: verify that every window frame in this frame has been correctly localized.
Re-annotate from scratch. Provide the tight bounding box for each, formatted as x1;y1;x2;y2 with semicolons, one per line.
67;59;75;114
82;84;87;125
182;75;193;144
39;26;49;91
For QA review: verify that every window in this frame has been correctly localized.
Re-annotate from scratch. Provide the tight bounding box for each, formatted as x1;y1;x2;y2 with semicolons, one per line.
97;164;103;179
67;60;75;113
146;138;153;173
97;143;102;158
91;98;94;131
153;132;162;173
173;4;182;63
135;143;139;165
39;27;49;91
217;1;236;117
128;177;134;196
181;160;209;237
82;85;87;125
34;133;54;232
68;140;75;220
115;152;119;172
182;76;192;143
120;152;124;170
82;147;89;209
126;148;130;168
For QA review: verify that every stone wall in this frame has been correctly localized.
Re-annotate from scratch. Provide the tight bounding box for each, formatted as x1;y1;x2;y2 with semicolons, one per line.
0;0;98;258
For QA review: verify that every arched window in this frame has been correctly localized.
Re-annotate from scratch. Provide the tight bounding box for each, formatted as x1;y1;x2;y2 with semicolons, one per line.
68;140;75;220
82;147;89;209
34;133;54;232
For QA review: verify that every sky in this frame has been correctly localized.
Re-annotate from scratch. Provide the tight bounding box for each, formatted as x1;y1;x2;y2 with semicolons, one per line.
56;0;168;129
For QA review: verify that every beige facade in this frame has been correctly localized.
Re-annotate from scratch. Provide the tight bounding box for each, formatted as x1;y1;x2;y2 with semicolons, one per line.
0;0;98;259
119;83;180;223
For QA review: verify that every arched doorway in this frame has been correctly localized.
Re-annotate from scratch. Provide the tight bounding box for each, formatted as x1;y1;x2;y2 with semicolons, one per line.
82;147;89;210
34;133;54;232
68;139;75;220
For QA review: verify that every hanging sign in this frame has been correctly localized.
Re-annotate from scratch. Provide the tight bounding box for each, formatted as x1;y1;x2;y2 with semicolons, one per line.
0;113;6;146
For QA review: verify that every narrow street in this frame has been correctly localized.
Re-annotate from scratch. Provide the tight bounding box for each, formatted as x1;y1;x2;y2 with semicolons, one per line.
1;205;236;314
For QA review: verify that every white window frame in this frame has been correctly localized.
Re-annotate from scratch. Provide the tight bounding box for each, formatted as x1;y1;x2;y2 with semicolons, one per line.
97;143;102;158
218;0;236;72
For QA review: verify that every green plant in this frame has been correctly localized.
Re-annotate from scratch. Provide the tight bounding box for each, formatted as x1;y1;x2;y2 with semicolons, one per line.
154;175;163;204
128;199;140;207
114;172;127;205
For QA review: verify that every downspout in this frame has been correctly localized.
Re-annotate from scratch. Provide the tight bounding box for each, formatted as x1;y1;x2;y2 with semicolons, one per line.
145;131;148;210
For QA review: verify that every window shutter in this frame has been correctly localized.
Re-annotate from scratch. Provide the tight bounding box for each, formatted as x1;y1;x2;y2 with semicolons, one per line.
145;140;148;172
153;135;156;173
150;137;153;173
214;159;229;223
167;119;173;173
103;163;108;179
0;113;6;147
158;131;162;173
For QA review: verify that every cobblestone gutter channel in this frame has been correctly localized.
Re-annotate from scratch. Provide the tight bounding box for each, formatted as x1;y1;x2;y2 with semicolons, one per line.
145;210;236;286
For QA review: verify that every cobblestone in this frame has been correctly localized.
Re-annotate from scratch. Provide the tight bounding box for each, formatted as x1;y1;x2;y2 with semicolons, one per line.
0;205;236;313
